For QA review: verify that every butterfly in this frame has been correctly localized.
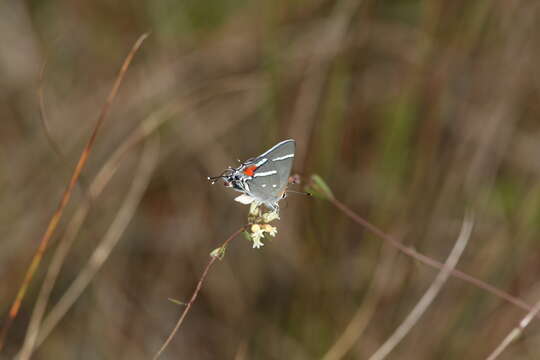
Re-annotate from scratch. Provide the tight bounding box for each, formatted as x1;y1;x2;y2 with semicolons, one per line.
208;139;295;211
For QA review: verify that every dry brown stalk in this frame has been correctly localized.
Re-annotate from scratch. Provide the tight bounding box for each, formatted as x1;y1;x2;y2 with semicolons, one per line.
37;57;63;158
367;212;474;360
0;32;149;350
18;136;160;360
328;196;535;317
485;298;540;360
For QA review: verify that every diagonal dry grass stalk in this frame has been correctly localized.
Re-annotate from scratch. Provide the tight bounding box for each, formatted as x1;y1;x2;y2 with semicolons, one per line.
0;33;149;351
18;108;174;358
152;226;247;360
485;298;540;360
21;105;172;353
30;136;158;359
37;57;63;158
328;196;535;316
368;212;474;360
321;233;409;360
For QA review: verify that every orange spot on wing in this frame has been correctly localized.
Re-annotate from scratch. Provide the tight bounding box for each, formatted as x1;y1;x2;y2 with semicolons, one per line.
243;165;257;176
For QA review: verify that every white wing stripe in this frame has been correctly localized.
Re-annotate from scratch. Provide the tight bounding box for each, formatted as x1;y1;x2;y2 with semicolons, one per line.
234;194;255;204
253;170;277;177
258;139;295;158
272;154;294;161
255;158;268;167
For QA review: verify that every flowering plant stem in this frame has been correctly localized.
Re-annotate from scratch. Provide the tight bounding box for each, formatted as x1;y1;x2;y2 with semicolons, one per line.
152;226;247;360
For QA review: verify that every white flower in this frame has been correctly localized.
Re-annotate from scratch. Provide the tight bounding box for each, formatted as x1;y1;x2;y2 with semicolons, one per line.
248;224;278;249
262;224;277;237
250;224;266;249
262;210;280;223
249;201;261;216
252;237;264;249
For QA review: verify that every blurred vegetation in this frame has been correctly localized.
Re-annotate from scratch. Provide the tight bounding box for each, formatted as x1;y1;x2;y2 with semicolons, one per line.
1;0;540;359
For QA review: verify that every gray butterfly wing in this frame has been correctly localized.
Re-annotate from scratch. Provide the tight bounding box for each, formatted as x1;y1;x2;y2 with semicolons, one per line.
245;139;295;204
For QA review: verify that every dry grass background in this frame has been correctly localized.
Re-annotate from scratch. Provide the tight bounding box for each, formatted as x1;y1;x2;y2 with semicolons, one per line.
1;0;540;359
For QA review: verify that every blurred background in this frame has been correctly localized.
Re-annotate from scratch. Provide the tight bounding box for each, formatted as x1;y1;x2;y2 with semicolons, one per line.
1;0;540;359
